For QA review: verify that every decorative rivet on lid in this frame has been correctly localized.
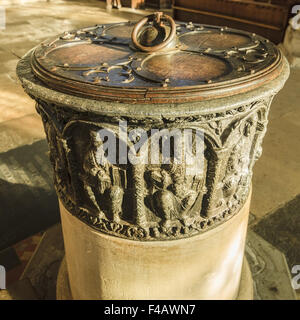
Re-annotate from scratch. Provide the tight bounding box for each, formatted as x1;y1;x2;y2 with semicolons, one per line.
186;21;194;30
93;77;101;84
162;79;170;87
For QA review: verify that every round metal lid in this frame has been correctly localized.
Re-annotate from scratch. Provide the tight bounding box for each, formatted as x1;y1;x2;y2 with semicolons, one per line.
31;12;283;104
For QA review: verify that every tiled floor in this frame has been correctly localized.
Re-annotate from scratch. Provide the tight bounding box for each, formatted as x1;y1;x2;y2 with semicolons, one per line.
0;232;43;286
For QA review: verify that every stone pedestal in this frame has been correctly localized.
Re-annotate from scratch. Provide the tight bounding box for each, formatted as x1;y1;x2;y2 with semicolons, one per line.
16;15;290;300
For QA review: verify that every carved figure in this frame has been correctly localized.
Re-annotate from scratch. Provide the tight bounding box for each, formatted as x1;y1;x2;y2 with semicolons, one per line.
108;185;124;222
149;165;197;227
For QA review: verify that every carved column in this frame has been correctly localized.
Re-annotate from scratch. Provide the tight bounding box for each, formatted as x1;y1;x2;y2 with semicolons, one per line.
17;14;290;299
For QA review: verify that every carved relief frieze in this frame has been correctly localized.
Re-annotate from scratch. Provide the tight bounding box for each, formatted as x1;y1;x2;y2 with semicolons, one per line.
35;97;272;241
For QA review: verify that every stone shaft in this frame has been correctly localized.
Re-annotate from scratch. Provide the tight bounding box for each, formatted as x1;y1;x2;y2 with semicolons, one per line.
59;191;251;300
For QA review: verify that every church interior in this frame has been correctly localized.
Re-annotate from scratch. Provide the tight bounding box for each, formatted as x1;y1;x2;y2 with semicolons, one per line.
0;0;299;300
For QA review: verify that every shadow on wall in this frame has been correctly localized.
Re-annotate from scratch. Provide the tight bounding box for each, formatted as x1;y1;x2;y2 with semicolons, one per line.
0;140;60;251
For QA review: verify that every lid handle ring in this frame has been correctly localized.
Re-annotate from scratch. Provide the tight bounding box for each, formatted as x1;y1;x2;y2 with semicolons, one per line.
131;12;176;53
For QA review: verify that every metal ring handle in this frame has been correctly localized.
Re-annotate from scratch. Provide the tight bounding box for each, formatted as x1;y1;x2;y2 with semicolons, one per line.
131;12;176;52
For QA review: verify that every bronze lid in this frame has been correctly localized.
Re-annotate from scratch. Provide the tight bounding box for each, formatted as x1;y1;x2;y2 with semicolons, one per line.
31;12;283;104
